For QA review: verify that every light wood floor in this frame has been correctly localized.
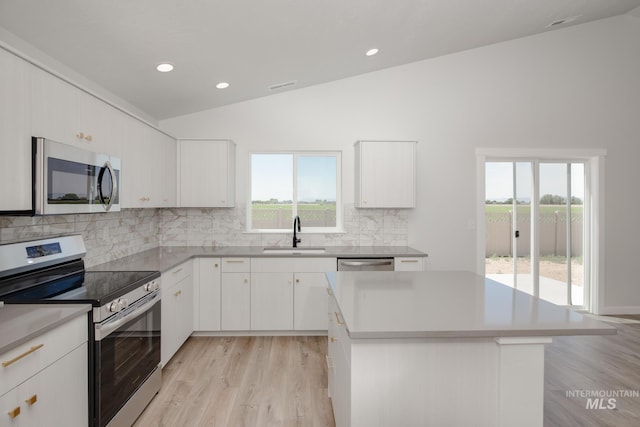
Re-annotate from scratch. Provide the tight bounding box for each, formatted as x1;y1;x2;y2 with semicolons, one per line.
134;336;334;427
135;318;640;427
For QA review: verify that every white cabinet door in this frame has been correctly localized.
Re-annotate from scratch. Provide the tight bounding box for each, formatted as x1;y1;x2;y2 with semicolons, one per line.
221;273;251;330
161;261;193;367
294;273;329;330
178;139;235;207
251;273;294;330
195;258;221;331
121;117;176;208
18;342;88;427
394;257;425;271
0;49;31;212
355;140;416;208
30;67;77;146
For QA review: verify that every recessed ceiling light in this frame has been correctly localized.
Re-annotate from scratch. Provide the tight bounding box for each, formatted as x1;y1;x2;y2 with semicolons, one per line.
156;63;174;72
216;82;230;89
547;15;581;28
366;48;379;57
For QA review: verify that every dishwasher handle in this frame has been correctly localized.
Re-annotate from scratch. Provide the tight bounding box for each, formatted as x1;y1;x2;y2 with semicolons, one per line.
339;260;393;267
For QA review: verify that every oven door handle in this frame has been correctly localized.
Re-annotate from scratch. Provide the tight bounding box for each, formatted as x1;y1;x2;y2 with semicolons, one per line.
95;293;160;341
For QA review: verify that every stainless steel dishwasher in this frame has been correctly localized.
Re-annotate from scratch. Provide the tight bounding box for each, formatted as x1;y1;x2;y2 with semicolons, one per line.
337;258;394;271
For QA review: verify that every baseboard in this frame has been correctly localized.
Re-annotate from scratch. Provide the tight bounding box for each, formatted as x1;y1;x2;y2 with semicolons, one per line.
597;306;640;315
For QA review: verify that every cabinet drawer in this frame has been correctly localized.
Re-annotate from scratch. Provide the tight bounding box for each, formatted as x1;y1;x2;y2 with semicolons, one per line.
221;258;251;273
0;314;87;396
394;257;424;271
165;260;193;285
251;258;295;272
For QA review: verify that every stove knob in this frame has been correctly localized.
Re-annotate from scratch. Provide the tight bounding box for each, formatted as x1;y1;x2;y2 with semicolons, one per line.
144;281;156;292
118;298;129;310
108;301;120;312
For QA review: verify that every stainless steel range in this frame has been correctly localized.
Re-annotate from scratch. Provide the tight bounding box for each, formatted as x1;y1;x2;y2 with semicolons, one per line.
0;235;161;427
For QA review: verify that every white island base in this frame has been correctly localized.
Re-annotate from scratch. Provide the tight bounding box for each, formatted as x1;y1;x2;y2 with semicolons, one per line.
326;271;615;427
331;335;550;427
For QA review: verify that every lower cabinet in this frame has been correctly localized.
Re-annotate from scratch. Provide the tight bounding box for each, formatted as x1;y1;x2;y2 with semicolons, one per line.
328;294;351;427
0;314;88;427
194;258;221;331
161;260;194;367
251;272;294;330
220;258;251;331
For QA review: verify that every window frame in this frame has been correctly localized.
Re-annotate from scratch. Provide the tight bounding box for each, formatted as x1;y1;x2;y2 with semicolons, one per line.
247;150;343;233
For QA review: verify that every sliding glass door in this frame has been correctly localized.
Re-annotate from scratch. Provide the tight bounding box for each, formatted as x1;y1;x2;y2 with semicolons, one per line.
485;160;587;308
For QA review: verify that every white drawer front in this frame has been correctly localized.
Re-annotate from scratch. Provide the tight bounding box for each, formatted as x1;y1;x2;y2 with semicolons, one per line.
0;314;87;396
221;258;251;273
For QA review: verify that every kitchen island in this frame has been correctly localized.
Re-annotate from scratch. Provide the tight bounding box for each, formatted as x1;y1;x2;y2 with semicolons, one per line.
325;271;616;427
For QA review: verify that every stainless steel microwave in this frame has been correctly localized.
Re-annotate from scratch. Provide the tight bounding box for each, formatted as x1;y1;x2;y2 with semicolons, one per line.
34;137;121;215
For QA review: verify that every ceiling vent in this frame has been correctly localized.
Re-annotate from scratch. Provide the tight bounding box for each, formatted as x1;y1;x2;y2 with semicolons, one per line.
269;80;297;91
546;15;581;28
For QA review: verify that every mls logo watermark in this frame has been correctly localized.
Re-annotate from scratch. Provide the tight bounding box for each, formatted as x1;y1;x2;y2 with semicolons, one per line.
565;389;640;409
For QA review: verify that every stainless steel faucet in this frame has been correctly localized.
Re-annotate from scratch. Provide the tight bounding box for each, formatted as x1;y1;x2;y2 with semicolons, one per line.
293;215;301;248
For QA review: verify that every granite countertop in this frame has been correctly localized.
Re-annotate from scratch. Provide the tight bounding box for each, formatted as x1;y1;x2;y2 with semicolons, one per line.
0;304;91;355
326;271;617;339
89;246;427;273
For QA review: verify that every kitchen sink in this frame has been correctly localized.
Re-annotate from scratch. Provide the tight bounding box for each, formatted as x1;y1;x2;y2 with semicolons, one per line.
262;247;326;254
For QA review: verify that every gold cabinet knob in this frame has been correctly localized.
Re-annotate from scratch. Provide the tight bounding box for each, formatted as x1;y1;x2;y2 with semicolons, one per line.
25;395;37;406
7;406;20;419
330;337;337;342
76;132;85;139
85;134;92;141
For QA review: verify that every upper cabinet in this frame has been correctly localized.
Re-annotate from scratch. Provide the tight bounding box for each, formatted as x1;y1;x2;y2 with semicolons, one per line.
31;67;123;155
178;139;236;207
121;116;176;208
355;140;416;208
0;48;32;212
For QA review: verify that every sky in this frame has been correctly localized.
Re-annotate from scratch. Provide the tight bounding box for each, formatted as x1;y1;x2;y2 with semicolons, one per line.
251;154;337;202
485;162;585;201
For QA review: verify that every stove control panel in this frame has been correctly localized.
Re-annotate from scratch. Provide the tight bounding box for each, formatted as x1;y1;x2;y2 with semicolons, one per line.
94;278;161;322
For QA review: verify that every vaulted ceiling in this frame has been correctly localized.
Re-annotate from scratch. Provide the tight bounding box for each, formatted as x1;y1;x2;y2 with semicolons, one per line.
1;0;639;121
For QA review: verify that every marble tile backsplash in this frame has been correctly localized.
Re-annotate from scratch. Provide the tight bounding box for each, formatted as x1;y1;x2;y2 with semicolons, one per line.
159;203;409;248
0;209;160;268
0;204;408;267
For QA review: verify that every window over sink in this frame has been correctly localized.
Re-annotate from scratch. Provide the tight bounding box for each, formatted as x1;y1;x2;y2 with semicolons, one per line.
249;152;342;232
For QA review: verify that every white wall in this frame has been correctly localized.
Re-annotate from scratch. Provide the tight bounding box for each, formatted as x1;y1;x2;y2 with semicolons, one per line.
161;15;640;314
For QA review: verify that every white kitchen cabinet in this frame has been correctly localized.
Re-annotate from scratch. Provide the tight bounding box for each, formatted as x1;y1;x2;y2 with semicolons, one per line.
161;261;194;367
355;140;416;208
293;258;336;330
394;257;425;271
121;117;176;208
327;294;351;427
221;258;251;330
0;314;88;427
0;48;31;212
178;139;235;207
31;67;123;155
194;258;221;331
251;272;294;330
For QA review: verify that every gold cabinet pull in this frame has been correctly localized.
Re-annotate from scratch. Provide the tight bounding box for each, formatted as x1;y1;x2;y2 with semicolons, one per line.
76;132;85;139
172;268;183;274
25;394;37;406
401;259;419;263
334;312;344;325
85;134;93;142
2;344;44;368
226;260;245;263
330;337;337;342
7;406;20;419
174;290;182;297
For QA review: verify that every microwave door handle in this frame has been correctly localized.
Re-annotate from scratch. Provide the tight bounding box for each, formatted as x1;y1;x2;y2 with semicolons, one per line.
98;160;117;211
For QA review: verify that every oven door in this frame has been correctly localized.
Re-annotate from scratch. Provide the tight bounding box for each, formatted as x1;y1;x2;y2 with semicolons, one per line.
94;292;160;427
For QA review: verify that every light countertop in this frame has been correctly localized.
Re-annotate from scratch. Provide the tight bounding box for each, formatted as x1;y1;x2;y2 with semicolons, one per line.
326;271;616;339
0;304;91;355
89;246;427;273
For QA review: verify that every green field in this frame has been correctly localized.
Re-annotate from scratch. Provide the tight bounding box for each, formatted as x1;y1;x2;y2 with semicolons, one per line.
485;204;583;214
